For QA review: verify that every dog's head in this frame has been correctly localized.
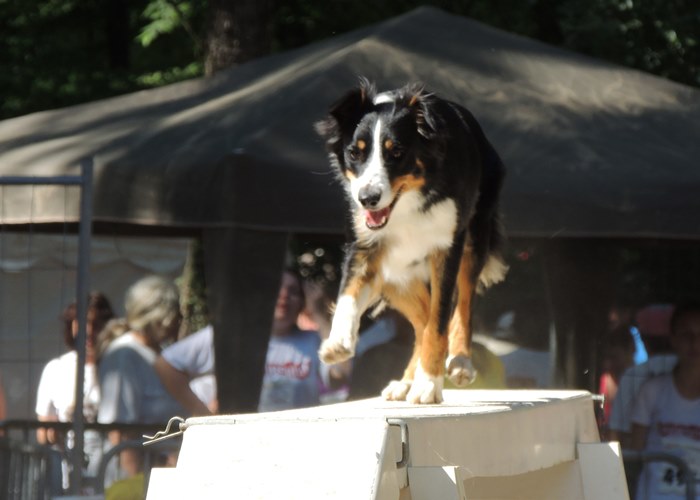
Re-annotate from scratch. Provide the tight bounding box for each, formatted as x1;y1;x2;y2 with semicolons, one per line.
316;78;444;231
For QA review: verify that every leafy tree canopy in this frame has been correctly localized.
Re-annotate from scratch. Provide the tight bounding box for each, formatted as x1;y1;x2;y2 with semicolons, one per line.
0;0;697;119
0;0;206;118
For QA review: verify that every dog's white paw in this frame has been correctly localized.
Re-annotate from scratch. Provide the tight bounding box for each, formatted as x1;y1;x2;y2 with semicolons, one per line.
406;364;443;404
445;354;477;387
320;295;359;364
381;380;412;401
406;377;443;404
319;337;355;365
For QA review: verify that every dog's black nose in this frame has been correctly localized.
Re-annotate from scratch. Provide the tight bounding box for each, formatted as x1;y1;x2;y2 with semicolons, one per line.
358;186;382;209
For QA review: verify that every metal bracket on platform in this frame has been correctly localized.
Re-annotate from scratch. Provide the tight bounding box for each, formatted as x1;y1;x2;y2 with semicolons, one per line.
143;416;187;446
387;418;410;469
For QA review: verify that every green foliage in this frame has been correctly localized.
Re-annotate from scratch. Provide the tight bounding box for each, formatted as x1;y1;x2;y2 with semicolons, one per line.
0;0;697;120
135;61;202;86
0;0;206;119
137;0;203;53
269;0;699;87
558;0;700;87
138;0;184;47
137;0;180;47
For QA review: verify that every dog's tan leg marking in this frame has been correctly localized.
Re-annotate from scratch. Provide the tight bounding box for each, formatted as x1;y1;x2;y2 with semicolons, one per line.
406;251;448;404
319;250;381;365
380;282;429;401
446;248;478;386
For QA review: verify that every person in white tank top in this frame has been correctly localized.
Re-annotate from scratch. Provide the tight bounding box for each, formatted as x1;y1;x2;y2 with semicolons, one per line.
631;303;700;500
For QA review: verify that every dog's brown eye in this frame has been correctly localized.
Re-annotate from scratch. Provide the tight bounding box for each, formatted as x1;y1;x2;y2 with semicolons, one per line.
384;139;403;159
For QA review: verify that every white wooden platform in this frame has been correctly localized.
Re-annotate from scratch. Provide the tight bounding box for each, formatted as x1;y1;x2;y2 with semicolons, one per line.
146;390;629;499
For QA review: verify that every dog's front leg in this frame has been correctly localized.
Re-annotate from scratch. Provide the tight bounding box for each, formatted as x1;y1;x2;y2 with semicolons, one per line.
319;247;379;365
406;234;465;404
404;255;449;403
380;281;430;401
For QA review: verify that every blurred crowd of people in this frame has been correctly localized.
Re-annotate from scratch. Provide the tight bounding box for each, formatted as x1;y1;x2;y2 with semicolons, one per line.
20;261;699;499
24;267;523;494
601;303;700;500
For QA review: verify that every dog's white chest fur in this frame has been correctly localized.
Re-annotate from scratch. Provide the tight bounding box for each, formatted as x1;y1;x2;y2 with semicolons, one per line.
377;193;458;287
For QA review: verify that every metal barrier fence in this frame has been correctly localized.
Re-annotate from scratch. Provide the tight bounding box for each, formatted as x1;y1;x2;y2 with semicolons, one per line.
0;437;61;500
1;160;94;494
0;419;182;499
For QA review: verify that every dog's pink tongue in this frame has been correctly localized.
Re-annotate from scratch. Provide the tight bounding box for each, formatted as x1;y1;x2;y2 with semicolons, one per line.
365;207;390;227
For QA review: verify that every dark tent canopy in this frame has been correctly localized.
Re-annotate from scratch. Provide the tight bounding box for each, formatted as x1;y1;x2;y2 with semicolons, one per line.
2;7;699;409
1;6;699;239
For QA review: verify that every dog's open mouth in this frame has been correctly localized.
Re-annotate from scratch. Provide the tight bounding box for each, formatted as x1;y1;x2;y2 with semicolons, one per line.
364;188;403;230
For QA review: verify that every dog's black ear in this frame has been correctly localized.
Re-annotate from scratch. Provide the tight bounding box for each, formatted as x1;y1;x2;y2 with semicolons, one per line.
315;78;376;170
316;78;376;140
402;83;441;140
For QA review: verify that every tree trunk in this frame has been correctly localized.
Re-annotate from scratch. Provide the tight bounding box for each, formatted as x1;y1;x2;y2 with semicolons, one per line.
543;240;618;390
201;1;278;412
204;0;274;75
203;228;288;413
104;0;130;69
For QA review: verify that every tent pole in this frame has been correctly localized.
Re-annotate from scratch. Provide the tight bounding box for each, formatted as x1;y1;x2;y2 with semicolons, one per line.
70;158;93;494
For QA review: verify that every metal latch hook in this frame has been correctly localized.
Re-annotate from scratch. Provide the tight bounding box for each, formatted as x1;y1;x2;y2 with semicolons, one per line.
143;416;186;446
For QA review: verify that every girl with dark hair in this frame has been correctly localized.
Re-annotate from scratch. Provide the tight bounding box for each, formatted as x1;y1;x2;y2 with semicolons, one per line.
35;291;115;488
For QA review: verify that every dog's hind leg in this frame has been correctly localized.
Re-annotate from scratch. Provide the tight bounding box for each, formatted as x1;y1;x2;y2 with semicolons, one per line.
380;282;430;401
446;247;478;387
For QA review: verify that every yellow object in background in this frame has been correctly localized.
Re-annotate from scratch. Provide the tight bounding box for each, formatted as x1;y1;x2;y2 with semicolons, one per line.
445;342;507;389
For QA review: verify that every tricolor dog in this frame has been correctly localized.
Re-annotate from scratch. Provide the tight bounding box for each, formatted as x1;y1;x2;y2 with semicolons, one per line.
315;79;507;404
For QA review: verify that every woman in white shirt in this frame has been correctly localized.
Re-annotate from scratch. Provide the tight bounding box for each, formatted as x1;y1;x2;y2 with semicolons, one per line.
35;291;115;486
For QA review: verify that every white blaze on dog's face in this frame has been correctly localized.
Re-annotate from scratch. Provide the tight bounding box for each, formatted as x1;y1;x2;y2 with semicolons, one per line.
343;97;427;233
348;118;394;228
